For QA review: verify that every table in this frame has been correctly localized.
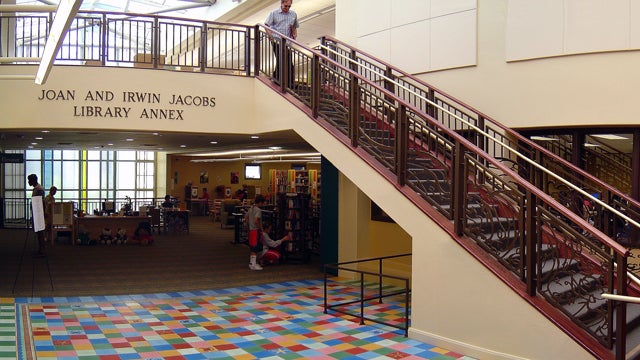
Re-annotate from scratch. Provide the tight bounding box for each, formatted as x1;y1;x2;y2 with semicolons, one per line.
189;199;208;216
74;215;151;245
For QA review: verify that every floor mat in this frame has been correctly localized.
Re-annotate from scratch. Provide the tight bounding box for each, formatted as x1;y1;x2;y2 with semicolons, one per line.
10;280;474;359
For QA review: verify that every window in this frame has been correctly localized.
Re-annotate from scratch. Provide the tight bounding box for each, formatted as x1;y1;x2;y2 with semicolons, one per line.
244;163;261;180
3;149;156;225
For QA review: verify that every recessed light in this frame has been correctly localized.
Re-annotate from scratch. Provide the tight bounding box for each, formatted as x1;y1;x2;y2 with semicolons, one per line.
591;134;628;140
251;135;259;139
180;144;187;148
31;142;38;145
107;143;114;146
210;141;218;144
530;136;557;141
152;133;159;136
28;145;34;148
35;137;43;140
41;130;49;133
125;138;134;141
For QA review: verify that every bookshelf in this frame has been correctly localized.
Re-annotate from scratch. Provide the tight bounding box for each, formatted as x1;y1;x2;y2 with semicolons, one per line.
276;192;313;263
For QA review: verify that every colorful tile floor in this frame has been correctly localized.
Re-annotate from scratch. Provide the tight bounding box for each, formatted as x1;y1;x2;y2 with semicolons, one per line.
1;280;475;359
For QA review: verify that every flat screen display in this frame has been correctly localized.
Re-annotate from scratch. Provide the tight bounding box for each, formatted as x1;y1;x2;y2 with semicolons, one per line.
245;164;261;180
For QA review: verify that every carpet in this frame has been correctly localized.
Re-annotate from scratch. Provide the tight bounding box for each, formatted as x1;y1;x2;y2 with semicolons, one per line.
9;280;474;360
1;216;323;298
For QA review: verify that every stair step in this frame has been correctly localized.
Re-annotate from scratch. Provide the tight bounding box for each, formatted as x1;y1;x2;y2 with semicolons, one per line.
539;257;581;283
541;273;603;305
466;216;514;233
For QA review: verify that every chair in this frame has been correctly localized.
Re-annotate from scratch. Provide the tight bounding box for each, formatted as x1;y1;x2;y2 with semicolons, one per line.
210;199;222;222
149;207;164;233
220;199;241;228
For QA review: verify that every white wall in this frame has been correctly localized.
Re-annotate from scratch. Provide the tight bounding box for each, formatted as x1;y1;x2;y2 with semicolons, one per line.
336;0;640;130
341;0;477;74
506;0;640;61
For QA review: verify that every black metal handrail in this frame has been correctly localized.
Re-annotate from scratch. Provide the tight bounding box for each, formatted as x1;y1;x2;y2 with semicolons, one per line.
323;254;411;336
318;35;640;250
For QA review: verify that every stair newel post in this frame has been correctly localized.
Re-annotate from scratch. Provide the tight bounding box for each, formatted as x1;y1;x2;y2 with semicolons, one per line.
525;191;537;294
311;54;320;118
396;104;408;187
348;74;360;148
614;253;628;360
452;142;466;234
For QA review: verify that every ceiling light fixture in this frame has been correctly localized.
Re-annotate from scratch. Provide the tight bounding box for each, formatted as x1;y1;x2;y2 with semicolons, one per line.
190;148;281;157
248;152;321;159
530;136;558;141
591;134;629;140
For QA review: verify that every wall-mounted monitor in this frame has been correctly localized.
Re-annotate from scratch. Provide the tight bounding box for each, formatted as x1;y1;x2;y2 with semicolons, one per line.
244;163;261;180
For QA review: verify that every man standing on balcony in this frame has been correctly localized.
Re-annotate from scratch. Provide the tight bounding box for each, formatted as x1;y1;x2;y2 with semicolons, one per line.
265;0;299;86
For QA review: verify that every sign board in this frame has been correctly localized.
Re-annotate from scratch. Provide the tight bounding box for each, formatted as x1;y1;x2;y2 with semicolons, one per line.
53;202;74;225
0;153;24;163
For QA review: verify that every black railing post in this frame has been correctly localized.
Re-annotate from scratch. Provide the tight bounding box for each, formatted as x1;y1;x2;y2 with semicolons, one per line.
253;25;261;77
396;104;408;186
378;258;383;303
403;278;409;337
319;36;328;57
311;54;320;117
100;13;107;65
384;66;394;94
426;88;436;120
477;115;485;152
323;264;328;314
615;253;627;360
453;142;466;234
200;22;207;72
244;26;251;76
359;272;365;325
278;36;285;91
349;75;360;148
525;191;537;293
152;17;159;69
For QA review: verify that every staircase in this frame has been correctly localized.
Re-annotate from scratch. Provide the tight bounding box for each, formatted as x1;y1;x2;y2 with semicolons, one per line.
268;33;640;359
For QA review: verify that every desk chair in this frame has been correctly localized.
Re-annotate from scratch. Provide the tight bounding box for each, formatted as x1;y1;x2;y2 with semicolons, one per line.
149;207;165;233
210;199;222;222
